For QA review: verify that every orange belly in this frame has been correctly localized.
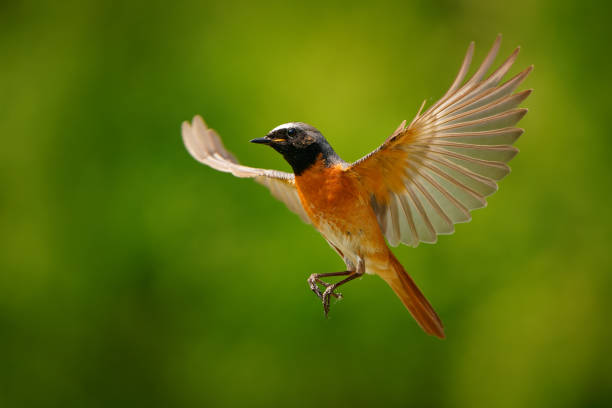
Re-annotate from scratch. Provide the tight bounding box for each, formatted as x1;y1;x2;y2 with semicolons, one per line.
295;156;388;265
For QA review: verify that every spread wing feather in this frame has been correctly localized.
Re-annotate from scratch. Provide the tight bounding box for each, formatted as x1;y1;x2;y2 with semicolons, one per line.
349;35;532;247
182;115;311;224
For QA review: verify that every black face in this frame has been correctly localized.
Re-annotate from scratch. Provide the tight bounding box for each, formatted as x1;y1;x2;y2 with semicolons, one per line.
250;123;341;175
265;124;317;151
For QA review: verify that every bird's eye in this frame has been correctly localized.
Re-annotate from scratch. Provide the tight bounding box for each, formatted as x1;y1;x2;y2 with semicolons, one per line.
287;128;296;137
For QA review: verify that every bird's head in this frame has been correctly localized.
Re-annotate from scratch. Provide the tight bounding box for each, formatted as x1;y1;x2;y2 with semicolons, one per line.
250;122;341;175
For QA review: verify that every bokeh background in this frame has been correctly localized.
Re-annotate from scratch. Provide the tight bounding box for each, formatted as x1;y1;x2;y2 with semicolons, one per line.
1;1;610;407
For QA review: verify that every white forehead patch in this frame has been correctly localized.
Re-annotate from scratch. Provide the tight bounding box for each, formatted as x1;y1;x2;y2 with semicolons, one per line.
270;123;297;133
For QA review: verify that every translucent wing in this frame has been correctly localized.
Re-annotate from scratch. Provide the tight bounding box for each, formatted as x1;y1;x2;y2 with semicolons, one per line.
349;35;532;247
182;115;311;224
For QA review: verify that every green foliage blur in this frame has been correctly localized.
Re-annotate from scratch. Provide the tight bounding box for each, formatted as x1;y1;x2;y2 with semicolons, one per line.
1;1;610;407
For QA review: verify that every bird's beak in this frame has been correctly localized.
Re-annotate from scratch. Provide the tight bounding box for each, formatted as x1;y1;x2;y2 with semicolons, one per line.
250;137;271;144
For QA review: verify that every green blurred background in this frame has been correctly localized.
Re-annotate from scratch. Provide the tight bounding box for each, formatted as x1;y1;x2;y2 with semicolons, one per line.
1;0;610;407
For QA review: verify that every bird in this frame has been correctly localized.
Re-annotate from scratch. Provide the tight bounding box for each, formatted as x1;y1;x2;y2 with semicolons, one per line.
182;35;532;338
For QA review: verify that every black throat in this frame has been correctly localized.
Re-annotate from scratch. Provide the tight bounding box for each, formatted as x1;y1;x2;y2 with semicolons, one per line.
281;142;344;176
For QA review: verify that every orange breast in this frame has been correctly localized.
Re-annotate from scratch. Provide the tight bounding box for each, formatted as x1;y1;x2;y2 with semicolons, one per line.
295;155;387;252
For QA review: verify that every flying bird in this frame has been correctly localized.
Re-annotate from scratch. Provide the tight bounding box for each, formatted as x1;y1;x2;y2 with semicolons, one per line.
182;36;532;338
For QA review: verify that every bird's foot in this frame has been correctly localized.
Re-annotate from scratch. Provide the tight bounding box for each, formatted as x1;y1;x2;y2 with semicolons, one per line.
322;284;342;318
308;273;342;302
307;273;323;299
308;260;364;317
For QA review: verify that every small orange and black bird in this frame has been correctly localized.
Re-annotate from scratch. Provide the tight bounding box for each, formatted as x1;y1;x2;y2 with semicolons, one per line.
182;36;532;338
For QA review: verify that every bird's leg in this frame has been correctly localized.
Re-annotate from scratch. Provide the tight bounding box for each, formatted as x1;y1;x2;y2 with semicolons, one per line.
308;271;351;300
308;244;354;300
322;258;365;317
308;257;365;317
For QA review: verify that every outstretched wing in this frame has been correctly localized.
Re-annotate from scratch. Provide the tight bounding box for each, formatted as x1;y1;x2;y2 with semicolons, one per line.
349;35;532;247
182;115;311;224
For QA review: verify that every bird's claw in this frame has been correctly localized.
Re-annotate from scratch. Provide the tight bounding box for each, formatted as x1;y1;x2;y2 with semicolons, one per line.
308;273;344;317
322;285;342;317
309;274;342;299
308;274;323;299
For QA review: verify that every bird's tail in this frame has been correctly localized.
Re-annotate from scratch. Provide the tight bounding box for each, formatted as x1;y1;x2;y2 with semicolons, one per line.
378;252;445;339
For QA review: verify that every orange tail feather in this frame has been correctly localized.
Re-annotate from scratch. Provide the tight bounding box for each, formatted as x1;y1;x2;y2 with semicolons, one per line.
380;253;445;339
